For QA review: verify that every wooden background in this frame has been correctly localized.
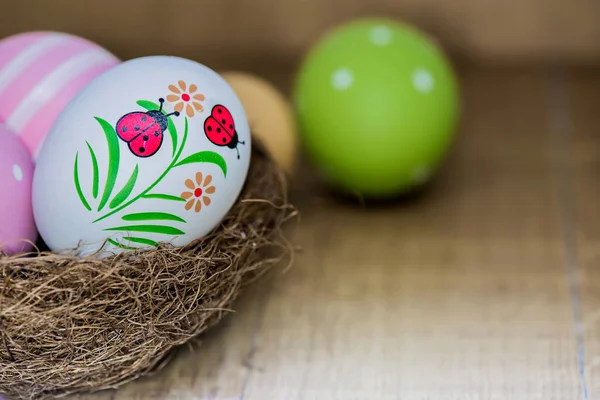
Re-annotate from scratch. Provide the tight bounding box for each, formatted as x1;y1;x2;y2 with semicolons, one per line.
2;1;600;399
1;0;600;68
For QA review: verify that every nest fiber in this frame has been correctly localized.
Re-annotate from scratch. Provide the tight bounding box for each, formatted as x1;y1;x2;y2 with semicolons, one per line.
0;144;294;400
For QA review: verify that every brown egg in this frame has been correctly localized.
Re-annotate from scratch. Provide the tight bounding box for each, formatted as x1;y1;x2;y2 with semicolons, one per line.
221;72;298;175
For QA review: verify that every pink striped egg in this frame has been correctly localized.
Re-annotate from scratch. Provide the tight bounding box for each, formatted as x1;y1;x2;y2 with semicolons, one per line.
0;31;120;159
0;124;37;255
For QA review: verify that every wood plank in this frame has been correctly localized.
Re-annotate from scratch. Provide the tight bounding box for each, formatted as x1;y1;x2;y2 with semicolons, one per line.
0;0;599;65
239;69;581;400
566;68;600;398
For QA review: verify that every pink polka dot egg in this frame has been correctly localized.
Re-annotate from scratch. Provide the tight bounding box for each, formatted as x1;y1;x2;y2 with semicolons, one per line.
0;124;37;255
0;31;120;159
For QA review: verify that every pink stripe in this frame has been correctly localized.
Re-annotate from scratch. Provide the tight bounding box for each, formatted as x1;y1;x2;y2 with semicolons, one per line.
20;62;117;156
0;32;48;71
0;39;94;122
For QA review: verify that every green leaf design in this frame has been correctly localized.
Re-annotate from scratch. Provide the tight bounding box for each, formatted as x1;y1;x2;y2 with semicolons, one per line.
122;212;186;223
73;153;91;211
167;117;178;157
109;165;139;209
86;142;99;199
174;151;227;177
123;236;159;247
137;100;178;156
94;118;189;224
95;117;120;211
93;118;189;223
105;225;185;235
107;238;138;250
142;193;186;202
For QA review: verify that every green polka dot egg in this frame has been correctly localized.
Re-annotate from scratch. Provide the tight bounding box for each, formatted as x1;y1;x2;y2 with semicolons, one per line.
294;19;460;198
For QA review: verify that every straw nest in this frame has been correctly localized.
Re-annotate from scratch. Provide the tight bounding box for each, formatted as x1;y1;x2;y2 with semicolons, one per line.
0;142;296;400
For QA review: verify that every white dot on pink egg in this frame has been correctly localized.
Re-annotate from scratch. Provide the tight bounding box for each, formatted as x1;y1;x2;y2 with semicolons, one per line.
12;164;23;182
0;125;37;255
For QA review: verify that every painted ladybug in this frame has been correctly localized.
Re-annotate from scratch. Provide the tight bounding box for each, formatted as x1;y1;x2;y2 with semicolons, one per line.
204;104;245;159
116;98;179;158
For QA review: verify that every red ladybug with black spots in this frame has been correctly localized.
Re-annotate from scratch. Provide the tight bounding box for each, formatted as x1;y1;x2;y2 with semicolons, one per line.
116;98;180;157
204;104;245;159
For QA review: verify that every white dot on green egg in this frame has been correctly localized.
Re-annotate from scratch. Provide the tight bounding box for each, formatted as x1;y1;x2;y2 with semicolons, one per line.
412;68;434;93
369;26;392;46
411;164;431;185
331;68;354;91
12;164;23;182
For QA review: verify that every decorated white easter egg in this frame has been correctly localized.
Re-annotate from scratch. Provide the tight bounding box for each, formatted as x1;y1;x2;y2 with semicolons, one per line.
0;124;37;255
0;31;120;159
33;56;251;256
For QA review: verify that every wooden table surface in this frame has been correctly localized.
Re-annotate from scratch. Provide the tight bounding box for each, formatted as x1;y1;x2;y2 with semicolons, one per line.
72;67;600;400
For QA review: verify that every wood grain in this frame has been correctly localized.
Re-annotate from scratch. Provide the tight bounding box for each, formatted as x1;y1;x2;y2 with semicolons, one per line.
0;0;599;65
68;68;598;400
567;68;600;398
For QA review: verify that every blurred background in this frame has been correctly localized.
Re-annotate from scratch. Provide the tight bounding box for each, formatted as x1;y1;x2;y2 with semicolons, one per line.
2;0;599;72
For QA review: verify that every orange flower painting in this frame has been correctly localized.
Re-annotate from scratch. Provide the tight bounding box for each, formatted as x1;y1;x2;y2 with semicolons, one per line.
181;172;216;213
166;80;205;118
